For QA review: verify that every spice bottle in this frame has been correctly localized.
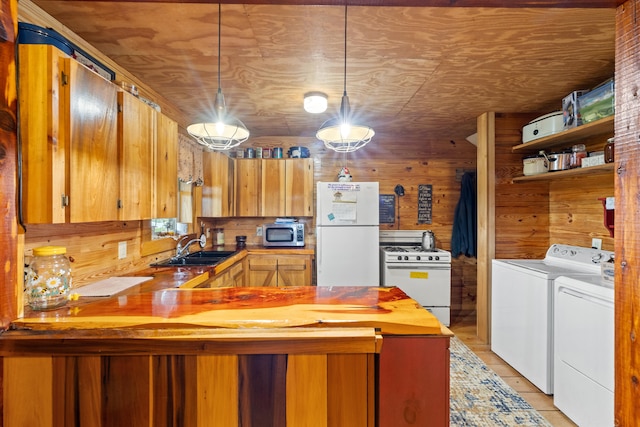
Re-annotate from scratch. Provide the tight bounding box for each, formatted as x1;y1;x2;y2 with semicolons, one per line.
604;137;615;163
25;246;72;310
570;144;587;168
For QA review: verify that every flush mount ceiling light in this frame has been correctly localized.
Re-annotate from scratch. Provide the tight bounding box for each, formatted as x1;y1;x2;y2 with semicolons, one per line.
187;3;249;151
316;5;374;153
304;92;328;114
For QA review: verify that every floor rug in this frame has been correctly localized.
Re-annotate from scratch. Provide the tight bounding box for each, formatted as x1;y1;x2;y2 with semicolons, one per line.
450;336;553;426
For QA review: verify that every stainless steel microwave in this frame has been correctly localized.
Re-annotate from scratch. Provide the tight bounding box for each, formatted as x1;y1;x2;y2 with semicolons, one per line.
263;223;305;247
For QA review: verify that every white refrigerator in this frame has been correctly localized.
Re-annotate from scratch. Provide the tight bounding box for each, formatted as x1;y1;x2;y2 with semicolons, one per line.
316;181;380;286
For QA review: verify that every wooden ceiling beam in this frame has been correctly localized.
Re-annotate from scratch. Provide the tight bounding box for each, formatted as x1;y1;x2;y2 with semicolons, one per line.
38;0;624;7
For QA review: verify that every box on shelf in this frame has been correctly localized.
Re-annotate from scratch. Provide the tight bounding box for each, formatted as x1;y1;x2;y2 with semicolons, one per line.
579;78;614;124
522;111;564;143
582;153;605;167
562;90;589;129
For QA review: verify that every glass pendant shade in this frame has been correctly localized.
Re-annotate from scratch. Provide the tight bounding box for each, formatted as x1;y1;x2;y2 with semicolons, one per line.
187;120;250;151
316;5;373;153
316;118;375;153
187;4;249;151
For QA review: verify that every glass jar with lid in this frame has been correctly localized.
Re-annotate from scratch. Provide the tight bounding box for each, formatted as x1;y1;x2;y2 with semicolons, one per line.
570;144;587;168
25;246;72;310
214;228;225;246
604;137;615;163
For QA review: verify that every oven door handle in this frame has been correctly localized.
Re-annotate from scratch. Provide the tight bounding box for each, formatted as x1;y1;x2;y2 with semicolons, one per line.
385;264;451;270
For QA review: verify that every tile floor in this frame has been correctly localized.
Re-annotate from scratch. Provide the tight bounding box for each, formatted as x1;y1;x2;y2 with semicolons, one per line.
448;313;577;427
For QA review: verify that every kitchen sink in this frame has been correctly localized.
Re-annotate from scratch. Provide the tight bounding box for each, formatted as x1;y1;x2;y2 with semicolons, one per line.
186;251;237;259
151;251;237;267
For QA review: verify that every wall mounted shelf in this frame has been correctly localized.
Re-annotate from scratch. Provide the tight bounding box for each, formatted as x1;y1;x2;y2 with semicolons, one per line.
512;163;614;183
512;115;614;154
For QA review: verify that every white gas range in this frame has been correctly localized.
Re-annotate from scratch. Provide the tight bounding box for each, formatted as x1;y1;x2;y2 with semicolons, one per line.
379;230;452;326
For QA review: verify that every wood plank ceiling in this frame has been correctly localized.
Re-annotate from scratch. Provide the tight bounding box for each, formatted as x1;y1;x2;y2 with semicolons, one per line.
28;0;617;145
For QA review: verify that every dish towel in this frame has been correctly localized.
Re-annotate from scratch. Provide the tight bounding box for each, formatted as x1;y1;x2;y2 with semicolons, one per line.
451;171;477;258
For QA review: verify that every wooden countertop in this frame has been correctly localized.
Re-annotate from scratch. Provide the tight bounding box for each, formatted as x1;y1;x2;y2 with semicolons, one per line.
13;286;446;336
146;245;314;283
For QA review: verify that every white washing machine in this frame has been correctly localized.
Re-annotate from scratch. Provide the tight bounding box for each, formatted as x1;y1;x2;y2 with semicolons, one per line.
554;274;614;427
491;244;613;395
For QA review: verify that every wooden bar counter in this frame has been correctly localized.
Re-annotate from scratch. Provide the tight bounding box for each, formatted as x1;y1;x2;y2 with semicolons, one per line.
1;284;451;427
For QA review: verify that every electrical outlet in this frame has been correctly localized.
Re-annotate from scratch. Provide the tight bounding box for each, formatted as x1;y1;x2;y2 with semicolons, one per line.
256;226;263;237
592;238;602;250
118;241;127;259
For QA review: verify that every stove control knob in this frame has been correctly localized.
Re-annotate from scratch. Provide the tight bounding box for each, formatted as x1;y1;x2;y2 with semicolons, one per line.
416;256;421;261
428;256;433;260
435;256;440;260
397;256;402;261
404;256;409;261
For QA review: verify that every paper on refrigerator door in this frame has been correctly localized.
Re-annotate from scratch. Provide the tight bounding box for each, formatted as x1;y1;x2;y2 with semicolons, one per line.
329;187;358;220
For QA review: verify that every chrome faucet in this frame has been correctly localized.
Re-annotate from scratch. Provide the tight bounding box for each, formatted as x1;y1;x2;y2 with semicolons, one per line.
175;234;206;258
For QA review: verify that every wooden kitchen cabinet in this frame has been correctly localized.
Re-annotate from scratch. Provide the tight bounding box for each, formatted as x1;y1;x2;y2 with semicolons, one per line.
202;151;235;217
118;91;154;220
20;44;120;223
261;158;314;217
246;254;312;286
67;59;120;222
154;113;178;218
284;158;314;217
234;158;314;218
261;159;286;216
20;44;66;224
205;260;245;288
235;159;262;217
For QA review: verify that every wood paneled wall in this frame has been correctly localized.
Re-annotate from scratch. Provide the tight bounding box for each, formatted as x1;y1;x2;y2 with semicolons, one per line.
494;113;614;257
1;0;20;329
494;113;550;259
614;1;640;424
23;222;175;288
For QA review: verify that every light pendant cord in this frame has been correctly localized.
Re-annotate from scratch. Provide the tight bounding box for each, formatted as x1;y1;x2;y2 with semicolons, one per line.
218;3;221;91
343;4;347;97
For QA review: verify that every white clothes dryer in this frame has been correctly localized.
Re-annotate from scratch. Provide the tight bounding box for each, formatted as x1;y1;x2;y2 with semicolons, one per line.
554;274;614;427
491;244;613;395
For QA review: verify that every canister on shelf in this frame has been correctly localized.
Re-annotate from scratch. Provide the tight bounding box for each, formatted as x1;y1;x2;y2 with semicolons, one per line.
273;147;283;158
604;137;615;163
263;148;272;158
215;228;225;246
570;144;587;168
25;246;72;310
246;148;255;158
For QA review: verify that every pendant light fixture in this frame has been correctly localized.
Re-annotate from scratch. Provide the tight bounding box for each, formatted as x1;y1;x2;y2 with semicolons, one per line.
187;4;249;150
316;4;374;153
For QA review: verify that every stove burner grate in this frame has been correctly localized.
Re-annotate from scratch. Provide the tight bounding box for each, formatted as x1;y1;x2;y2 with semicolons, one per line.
381;246;442;254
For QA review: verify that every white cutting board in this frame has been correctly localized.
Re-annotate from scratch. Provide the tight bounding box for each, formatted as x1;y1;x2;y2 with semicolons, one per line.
76;277;153;297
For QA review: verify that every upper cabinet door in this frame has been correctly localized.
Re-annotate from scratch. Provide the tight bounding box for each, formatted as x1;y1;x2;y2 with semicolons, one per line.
235;159;261;217
118;91;154;220
202;151;235;217
155;113;178;218
261;159;286;217
19;45;67;224
285;158;314;217
67;59;120;223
